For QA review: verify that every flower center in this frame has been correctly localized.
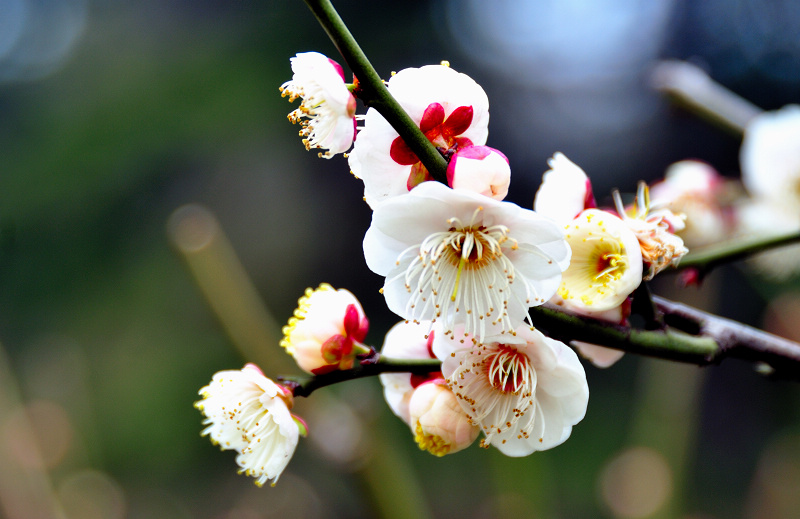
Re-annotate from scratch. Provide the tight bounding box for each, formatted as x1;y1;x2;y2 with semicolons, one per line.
595;250;627;283
398;208;523;340
447;343;539;447
389;102;475;190
414;422;451;457
486;345;530;393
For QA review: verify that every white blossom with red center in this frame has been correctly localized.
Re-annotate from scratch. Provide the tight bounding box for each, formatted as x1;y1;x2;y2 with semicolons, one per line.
348;64;490;207
280;52;357;158
363;181;570;343
433;326;588;456
534;153;641;368
280;284;369;374
195;364;306;486
534;154;642;313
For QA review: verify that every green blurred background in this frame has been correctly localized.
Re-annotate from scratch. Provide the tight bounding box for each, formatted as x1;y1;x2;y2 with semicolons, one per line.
1;0;800;517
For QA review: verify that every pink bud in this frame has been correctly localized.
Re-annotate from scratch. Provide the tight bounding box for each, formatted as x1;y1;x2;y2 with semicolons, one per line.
408;382;479;456
446;145;510;200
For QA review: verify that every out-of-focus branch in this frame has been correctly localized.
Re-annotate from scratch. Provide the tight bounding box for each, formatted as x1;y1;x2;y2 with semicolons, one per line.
651;59;763;135
302;0;449;183
167;204;294;373
675;231;800;275
0;341;68;519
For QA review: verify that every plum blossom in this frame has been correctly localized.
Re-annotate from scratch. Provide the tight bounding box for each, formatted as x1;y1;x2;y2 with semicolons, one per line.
433;325;589;456
558;209;643;313
348;64;490;207
650;160;731;248
533;154;642;314
378;321;476;455
280;52;357;158
735;200;800;280
534;153;642;368
408;380;480;456
379;320;442;425
740;105;800;212
534;152;596;224
447;145;510;200
613;183;688;280
364;181;570;342
736;105;800;279
195;364;305;486
280;284;369;374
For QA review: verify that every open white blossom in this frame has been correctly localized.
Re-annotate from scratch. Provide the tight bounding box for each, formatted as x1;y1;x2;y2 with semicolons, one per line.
740;105;800;212
433;325;588;456
558;209;643;313
364;181;570;342
280;52;357;158
349;64;490;207
736;105;800;279
195;364;303;486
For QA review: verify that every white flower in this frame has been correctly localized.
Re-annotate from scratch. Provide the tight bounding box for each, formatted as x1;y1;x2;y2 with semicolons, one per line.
280;284;369;374
364;181;570;342
348;64;490;207
558;209;643;313
195;364;303;486
735;105;800;279
650;160;730;248
433;325;588;456
534;152;596;225
280;52;357;158
614;183;688;280
446;145;511;200
735;199;800;279
379;320;441;425
740;105;800;211
408;381;480;456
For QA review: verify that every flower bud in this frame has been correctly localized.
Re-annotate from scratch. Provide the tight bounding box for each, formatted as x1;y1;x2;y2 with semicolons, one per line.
281;284;369;374
408;381;479;457
446;145;510;200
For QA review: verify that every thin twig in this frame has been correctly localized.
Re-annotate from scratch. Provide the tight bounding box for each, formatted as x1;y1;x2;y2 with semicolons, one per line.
303;0;449;183
676;231;800;273
281;356;441;398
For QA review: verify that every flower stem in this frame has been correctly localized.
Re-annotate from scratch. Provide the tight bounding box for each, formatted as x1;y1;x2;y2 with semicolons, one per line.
303;0;449;184
651;60;763;135
676;230;800;273
281;355;441;398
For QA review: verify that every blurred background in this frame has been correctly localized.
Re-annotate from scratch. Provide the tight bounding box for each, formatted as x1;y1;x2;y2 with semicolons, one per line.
1;0;800;517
